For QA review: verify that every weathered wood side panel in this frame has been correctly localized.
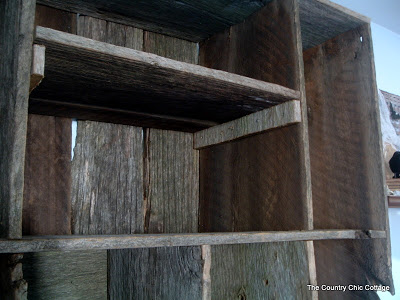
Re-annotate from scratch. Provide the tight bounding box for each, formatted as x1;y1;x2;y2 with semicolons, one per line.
0;0;36;239
304;24;393;297
199;0;309;233
23;115;71;235
211;242;311;299
23;251;107;300
110;29;204;300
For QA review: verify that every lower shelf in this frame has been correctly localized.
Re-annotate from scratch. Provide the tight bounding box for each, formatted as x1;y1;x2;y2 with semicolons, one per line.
0;230;385;253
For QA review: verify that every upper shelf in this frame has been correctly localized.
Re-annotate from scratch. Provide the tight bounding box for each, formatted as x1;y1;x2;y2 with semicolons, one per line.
31;26;300;132
37;0;368;48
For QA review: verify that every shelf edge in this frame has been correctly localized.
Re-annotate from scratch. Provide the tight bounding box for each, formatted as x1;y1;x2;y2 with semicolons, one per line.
0;230;386;253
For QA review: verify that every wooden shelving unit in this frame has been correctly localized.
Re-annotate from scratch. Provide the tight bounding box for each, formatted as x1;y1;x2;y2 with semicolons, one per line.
0;0;393;299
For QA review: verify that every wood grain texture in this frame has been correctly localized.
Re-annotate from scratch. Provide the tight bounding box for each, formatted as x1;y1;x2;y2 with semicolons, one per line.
30;26;300;131
195;100;301;149
36;0;273;42
299;0;367;50
0;0;36;239
199;0;309;233
109;28;204;300
146;129;199;234
0;230;385;253
23;114;71;235
29;45;45;93
304;24;393;296
22;251;107;299
71;121;144;235
211;242;312;299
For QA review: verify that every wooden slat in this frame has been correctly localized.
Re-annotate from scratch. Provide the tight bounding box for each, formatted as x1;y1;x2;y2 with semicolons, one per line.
299;0;368;50
0;0;36;239
0;230;385;254
304;24;393;297
387;178;400;190
30;26;300;131
29;45;45;92
388;196;400;208
194;100;301;149
112;30;204;300
22;114;71;235
36;0;273;42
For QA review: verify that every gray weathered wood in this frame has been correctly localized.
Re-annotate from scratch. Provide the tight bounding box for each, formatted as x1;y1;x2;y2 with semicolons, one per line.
22;251;107;299
111;29;204;300
71;119;144;236
146;129;200;233
304;24;393;297
36;0;273;42
29;45;45;92
299;0;368;50
0;0;36;239
31;26;300;131
211;242;312;299
194;100;301;149
0;230;385;253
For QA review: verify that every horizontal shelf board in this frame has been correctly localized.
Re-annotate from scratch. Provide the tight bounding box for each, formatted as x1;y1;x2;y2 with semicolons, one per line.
194;100;301;149
31;26;300;132
0;230;385;253
36;0;273;42
300;0;368;50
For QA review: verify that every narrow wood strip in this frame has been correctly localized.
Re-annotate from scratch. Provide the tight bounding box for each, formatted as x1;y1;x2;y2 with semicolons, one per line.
30;45;46;93
388;196;400;208
0;230;386;253
194;100;301;149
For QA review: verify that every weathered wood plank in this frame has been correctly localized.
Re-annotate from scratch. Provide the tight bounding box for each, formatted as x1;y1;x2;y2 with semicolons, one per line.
194;100;301;149
111;29;204;300
36;0;273;42
211;242;312;299
0;0;36;239
73;17;145;300
0;230;385;253
71;121;144;235
29;45;45;93
34;4;76;34
146;129;200;234
30;26;300;131
22;114;71;235
304;24;393;297
299;0;368;50
22;251;107;300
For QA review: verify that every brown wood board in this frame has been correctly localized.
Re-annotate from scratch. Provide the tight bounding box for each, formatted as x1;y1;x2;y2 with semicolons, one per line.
23;114;71;235
199;0;309;232
303;24;393;294
0;0;36;239
36;0;273;42
30;26;299;131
